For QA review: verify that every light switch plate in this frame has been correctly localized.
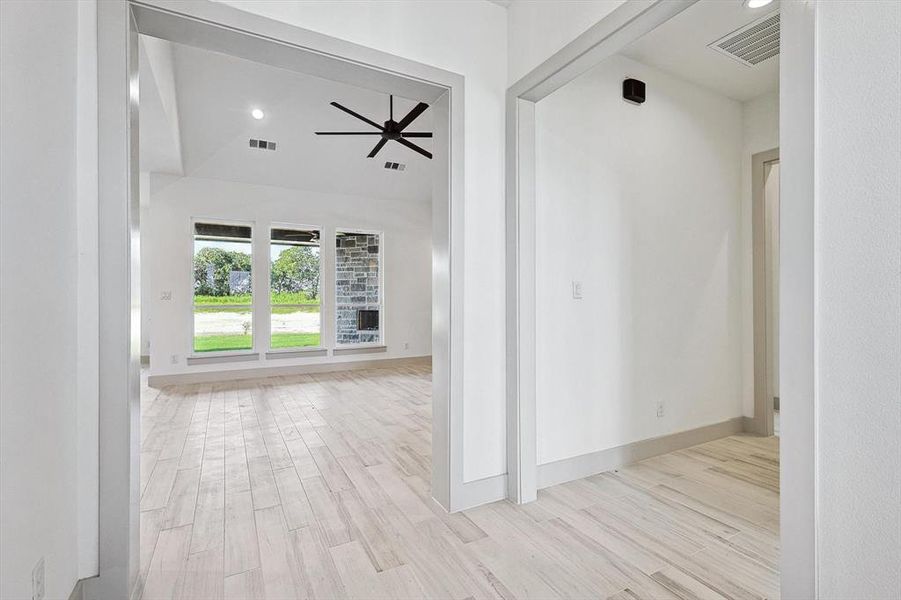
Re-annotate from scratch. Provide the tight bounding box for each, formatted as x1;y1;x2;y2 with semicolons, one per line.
572;281;583;300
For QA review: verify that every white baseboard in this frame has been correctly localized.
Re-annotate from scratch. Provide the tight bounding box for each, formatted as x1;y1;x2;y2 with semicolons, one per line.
147;355;431;388
536;417;746;489
453;473;508;512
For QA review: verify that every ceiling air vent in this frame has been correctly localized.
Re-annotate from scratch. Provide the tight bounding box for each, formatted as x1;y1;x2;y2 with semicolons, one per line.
708;10;780;67
384;161;406;171
249;138;276;151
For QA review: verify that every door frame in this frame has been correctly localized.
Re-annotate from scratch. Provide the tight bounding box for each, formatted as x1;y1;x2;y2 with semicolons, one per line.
504;0;818;596
90;2;466;598
504;0;698;505
752;147;780;436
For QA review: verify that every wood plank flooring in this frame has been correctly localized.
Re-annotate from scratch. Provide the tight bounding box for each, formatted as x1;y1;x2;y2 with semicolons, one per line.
138;365;780;600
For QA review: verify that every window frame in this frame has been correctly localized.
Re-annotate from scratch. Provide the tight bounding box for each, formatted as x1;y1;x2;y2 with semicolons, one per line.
189;216;257;358
333;227;385;348
267;222;325;353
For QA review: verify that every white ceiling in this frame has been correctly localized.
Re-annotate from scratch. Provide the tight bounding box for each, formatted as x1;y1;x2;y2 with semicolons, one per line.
621;0;780;102
139;37;434;202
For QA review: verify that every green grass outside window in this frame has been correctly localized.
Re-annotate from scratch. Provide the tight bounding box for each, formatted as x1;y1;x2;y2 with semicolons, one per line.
193;332;321;352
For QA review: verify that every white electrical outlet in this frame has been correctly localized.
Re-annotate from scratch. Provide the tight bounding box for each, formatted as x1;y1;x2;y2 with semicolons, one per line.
572;280;583;300
403;342;409;350
171;354;179;365
656;401;665;418
32;557;44;600
160;290;172;301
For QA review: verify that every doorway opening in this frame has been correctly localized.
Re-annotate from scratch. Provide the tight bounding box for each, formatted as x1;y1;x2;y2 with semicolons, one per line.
507;0;785;595
93;3;465;598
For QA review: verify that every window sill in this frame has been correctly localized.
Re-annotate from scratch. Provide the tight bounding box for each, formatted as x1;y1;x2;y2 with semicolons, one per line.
265;347;328;359
333;344;388;356
186;352;260;366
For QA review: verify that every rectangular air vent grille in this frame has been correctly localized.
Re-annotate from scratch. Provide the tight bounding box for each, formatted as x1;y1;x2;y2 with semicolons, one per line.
708;11;779;67
384;161;406;171
249;138;277;151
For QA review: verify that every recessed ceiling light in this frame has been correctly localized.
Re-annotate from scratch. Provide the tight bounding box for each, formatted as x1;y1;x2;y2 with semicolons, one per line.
745;0;774;8
251;108;264;120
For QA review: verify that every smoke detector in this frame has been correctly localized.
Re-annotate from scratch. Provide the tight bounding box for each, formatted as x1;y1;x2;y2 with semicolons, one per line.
708;10;780;67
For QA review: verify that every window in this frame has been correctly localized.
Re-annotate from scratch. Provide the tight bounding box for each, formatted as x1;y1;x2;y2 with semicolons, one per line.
335;230;382;345
192;222;253;353
270;227;321;349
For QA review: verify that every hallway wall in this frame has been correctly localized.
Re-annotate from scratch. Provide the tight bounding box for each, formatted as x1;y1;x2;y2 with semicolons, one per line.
0;2;82;598
813;1;900;595
533;54;745;467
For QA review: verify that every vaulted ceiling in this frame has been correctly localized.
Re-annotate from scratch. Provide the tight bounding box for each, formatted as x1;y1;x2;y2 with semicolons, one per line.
139;36;434;202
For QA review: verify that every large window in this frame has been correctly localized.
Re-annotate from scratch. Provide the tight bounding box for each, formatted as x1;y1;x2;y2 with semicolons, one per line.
270;227;321;349
192;222;253;353
335;230;382;345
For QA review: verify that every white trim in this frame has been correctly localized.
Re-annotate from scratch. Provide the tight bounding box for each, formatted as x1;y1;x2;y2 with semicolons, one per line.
504;97;537;504
454;474;508;511
91;3;140;598
333;345;388;356
504;0;698;505
265;347;327;359
537;418;746;489
75;0;100;579
148;355;431;388
186;352;260;366
778;1;817;596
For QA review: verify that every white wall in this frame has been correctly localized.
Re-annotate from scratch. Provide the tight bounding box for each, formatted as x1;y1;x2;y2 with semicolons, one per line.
217;0;508;481
534;54;744;465
146;176;431;377
740;91;778;417
814;1;901;596
0;1;81;598
505;0;625;85
75;0;100;580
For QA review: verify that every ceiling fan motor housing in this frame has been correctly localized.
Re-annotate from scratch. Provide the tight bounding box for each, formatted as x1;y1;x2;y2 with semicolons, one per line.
383;120;402;140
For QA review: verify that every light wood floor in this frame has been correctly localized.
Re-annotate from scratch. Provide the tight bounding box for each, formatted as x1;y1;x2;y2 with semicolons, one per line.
138;365;780;600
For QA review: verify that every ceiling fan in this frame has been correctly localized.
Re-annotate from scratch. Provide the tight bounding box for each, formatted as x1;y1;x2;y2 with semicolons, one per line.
315;95;432;159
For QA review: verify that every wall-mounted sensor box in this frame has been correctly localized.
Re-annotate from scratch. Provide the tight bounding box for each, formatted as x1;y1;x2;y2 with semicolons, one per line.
623;78;646;104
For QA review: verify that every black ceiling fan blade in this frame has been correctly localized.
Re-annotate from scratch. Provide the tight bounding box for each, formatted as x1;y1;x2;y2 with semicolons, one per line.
395;137;432;159
315;131;383;135
329;102;384;130
400;132;432;138
367;138;389;158
396;102;429;131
